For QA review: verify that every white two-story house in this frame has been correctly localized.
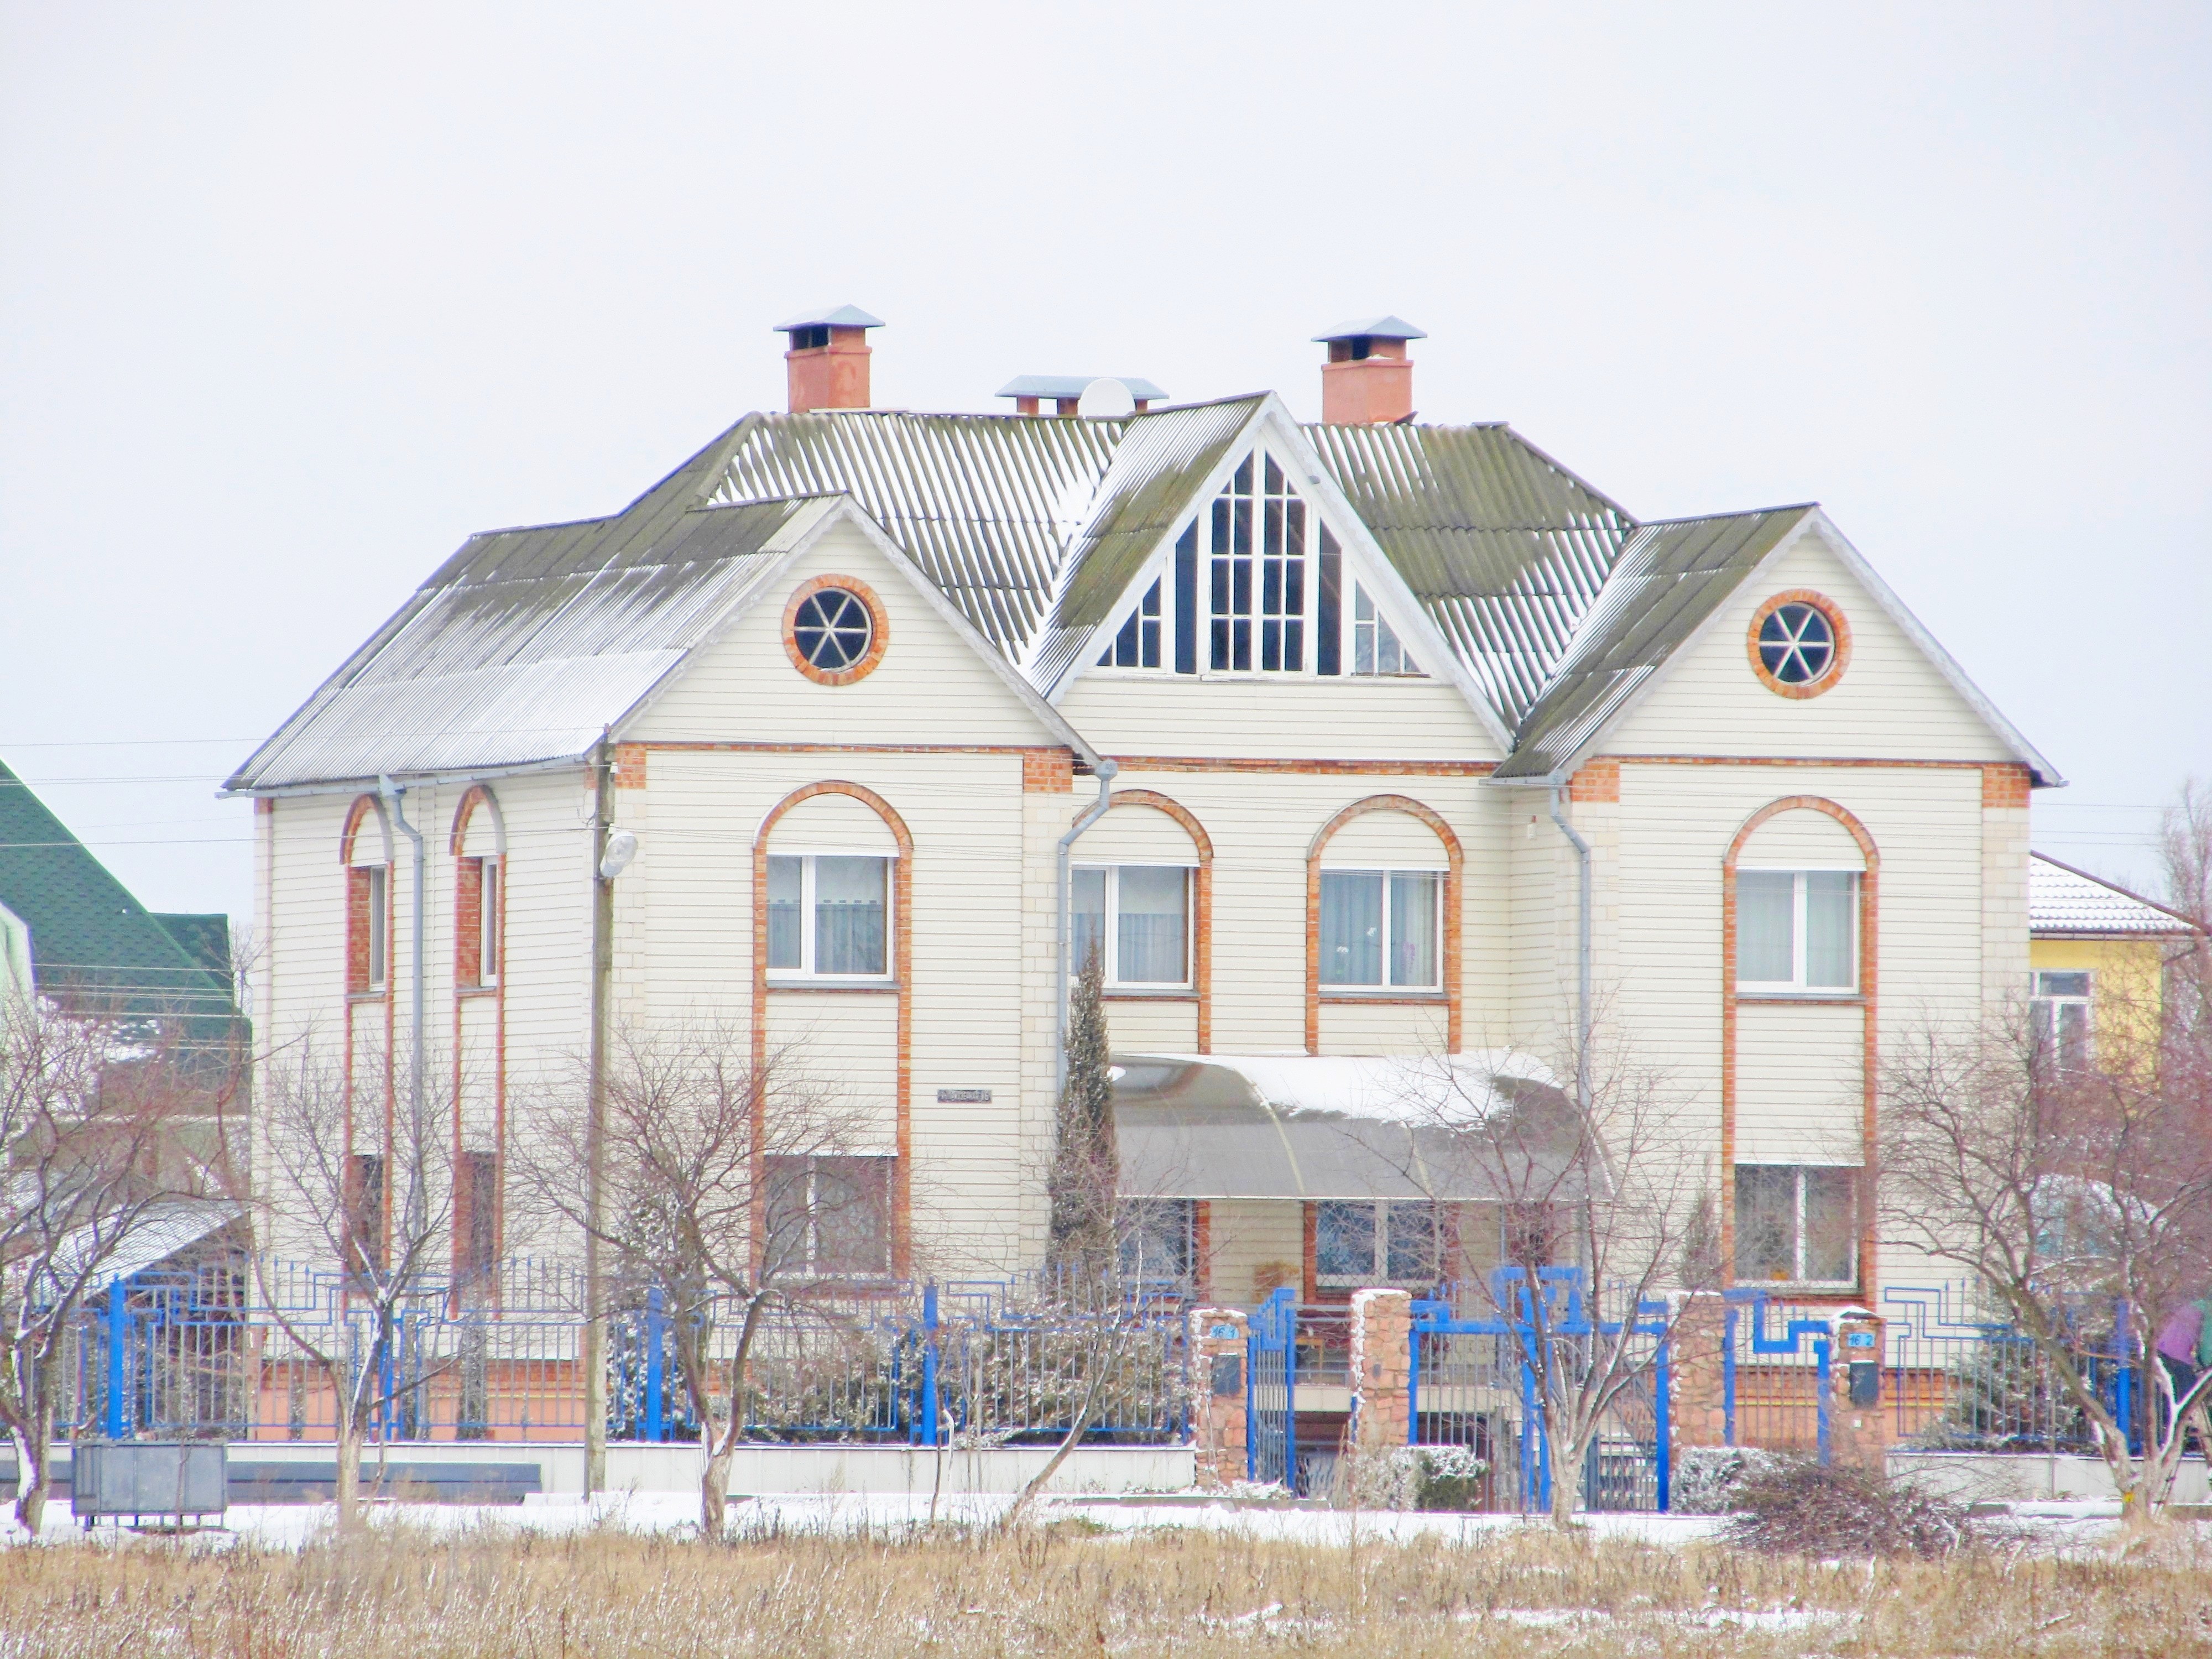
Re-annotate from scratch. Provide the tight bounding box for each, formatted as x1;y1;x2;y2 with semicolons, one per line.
226;308;2057;1310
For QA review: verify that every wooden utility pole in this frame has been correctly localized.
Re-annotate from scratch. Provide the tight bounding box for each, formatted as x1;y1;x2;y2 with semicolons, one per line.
583;733;613;1495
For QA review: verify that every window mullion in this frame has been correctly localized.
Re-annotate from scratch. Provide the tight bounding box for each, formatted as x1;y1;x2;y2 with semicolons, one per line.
800;857;815;977
1793;874;1808;991
1104;867;1118;986
1794;1169;1808;1281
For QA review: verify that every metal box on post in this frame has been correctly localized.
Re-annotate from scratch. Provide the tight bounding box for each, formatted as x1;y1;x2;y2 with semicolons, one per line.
71;1442;228;1527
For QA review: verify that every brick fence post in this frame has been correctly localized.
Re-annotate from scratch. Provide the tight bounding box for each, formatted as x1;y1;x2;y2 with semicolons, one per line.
1670;1292;1729;1452
1188;1307;1251;1489
1349;1288;1413;1453
1830;1310;1891;1471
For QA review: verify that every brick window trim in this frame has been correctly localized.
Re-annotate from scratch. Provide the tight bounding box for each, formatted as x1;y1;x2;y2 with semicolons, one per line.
782;575;890;687
1304;794;1463;1055
1745;588;1853;701
1719;795;1880;1297
1091;789;1215;1051
753;781;915;1274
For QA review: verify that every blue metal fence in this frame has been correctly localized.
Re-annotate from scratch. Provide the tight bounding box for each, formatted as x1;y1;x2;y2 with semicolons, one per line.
1878;1284;2143;1455
61;1259;1191;1449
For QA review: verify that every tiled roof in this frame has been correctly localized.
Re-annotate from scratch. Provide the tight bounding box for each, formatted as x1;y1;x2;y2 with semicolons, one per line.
2030;852;2201;937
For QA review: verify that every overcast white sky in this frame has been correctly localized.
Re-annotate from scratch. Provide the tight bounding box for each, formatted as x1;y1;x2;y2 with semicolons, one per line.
3;3;2206;932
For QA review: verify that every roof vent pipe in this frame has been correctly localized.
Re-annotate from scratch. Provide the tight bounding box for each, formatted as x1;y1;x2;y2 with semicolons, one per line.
1312;315;1426;425
775;305;884;413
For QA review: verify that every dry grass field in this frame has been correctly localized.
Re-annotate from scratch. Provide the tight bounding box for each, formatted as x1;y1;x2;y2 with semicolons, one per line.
2;1518;2208;1656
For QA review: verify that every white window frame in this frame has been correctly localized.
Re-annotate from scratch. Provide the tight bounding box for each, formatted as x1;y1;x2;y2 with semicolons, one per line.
1072;863;1194;990
1318;864;1447;992
477;857;500;988
1733;1162;1860;1287
1314;1198;1444;1288
1351;582;1421;676
1734;867;1860;995
1084;443;1434;686
2030;970;2094;1069
765;851;896;983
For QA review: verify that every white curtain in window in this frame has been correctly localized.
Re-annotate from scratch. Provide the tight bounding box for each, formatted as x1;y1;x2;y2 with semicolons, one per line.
1071;867;1107;977
767;855;803;969
1804;872;1856;988
1319;872;1384;985
1116;867;1187;983
1389;872;1438;987
1736;872;1795;983
814;856;886;975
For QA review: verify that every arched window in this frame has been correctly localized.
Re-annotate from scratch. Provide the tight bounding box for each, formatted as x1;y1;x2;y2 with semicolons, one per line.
340;797;392;995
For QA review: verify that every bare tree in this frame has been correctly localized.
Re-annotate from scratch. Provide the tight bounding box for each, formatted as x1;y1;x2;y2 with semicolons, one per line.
1396;1025;1717;1526
219;1037;457;1526
2158;778;2212;1051
1880;1001;2212;1524
514;1021;875;1538
0;994;225;1532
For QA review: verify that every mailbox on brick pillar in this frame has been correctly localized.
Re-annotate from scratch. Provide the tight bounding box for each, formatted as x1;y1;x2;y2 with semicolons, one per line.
1348;1288;1413;1452
1190;1307;1251;1489
1831;1309;1891;1469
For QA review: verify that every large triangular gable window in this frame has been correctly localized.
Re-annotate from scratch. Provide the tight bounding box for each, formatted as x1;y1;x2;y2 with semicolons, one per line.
1095;446;1423;679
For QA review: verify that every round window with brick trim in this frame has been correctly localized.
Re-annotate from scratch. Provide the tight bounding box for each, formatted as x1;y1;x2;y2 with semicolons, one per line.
782;577;888;686
1746;590;1850;699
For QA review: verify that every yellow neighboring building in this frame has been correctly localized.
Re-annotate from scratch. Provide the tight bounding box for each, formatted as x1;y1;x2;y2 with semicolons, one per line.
2028;852;2203;1071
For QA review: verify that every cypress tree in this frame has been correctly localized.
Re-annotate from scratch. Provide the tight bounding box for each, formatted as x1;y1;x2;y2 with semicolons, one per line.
1048;942;1117;1276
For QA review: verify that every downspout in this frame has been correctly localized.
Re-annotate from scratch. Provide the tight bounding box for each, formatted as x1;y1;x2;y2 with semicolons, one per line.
378;775;429;1236
583;734;613;1498
1548;785;1592;1114
1055;759;1119;1094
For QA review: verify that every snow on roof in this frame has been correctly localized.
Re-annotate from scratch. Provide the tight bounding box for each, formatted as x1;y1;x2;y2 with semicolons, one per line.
2030;852;2201;938
1119;1050;1557;1128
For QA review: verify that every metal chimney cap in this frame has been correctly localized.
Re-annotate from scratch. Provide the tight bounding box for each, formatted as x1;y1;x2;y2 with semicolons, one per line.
1311;315;1427;343
773;304;886;333
996;374;1169;402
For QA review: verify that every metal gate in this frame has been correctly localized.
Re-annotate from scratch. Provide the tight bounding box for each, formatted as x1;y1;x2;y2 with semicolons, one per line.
1246;1286;1295;1488
1723;1292;1832;1463
1409;1268;1671;1512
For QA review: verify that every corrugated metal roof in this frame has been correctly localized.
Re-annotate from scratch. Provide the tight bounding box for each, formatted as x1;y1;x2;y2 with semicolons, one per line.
2031;853;2201;937
1493;507;1814;781
1305;422;1637;721
228;497;825;791
708;410;1126;659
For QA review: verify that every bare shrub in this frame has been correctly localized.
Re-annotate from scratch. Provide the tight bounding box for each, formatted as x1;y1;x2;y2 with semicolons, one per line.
1723;1457;1981;1559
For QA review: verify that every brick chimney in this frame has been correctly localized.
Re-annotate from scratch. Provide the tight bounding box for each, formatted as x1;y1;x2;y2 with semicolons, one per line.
1312;316;1426;425
774;305;884;412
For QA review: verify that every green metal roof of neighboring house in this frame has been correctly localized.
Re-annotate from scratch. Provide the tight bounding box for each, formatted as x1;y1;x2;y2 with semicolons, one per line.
1493;507;1817;781
0;758;237;1024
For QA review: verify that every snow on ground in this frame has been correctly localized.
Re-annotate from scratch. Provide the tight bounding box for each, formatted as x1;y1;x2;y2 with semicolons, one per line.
0;1492;2164;1554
